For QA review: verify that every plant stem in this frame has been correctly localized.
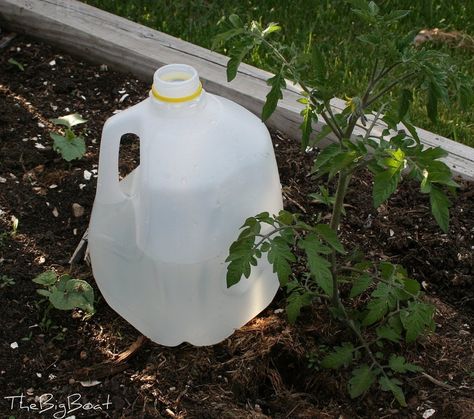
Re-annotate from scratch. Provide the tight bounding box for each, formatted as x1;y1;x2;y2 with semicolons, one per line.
329;170;352;308
365;72;417;109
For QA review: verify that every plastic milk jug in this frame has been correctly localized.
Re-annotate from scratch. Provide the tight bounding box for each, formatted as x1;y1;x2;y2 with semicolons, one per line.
88;64;283;346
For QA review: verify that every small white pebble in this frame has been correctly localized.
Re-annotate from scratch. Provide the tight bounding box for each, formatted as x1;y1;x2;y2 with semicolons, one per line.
0;177;6;183
118;89;126;94
119;93;129;103
423;409;436;419
389;229;395;237
52;207;59;218
10;342;18;349
36;373;42;378
73;228;78;236
43;81;48;86
49;59;56;66
48;374;56;380
83;170;92;181
35;143;45;149
31;136;38;141
79;183;86;190
274;308;284;314
64;107;70;112
22;138;28;142
100;64;108;71
50;105;58;111
49;184;58;189
169;387;176;391
37;122;45;128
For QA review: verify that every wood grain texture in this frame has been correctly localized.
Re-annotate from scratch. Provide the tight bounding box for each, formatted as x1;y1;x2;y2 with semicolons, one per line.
1;0;472;179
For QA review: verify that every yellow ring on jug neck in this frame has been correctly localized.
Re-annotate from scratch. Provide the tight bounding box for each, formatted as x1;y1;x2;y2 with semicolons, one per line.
151;82;203;103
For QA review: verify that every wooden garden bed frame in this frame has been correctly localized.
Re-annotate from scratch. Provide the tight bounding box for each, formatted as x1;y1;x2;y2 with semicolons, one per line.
1;0;473;180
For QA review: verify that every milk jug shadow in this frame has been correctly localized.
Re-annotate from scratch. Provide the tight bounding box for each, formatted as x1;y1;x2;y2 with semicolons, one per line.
88;64;283;346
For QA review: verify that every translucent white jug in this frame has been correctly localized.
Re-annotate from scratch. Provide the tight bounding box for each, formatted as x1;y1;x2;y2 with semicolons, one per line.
88;64;283;346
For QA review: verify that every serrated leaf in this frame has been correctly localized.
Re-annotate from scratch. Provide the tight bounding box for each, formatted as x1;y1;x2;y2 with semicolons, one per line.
388;355;422;373
212;28;245;49
321;343;354;369
363;283;398;325
350;273;372;297
50;132;86;161
300;105;314;150
315;224;345;254
50;113;87;128
312;143;341;174
429;186;450;232
226;44;252;82
398;89;412;120
262;73;285;121
373;168;401;208
349;364;376;398
267;236;296;285
286;289;313;324
226;237;256;287
376;324;401;343
32;271;57;285
379;376;407;407
298;234;333;295
400;302;435;342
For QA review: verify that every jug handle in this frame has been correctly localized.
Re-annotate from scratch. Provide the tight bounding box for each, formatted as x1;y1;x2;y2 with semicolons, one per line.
96;109;140;205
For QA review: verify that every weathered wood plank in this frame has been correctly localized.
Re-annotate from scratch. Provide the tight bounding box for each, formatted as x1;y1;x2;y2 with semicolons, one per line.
1;0;473;179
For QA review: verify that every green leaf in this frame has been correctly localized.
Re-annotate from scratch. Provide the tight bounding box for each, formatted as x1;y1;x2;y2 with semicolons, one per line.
298;235;333;295
350;273;372;298
267;236;296;285
286;288;313;324
315;224;345;254
311;44;327;82
36;289;52;297
32;270;57;286
300;105;314;150
262;22;281;36
228;14;243;28
379;376;407;407
398;89;412;120
8;58;25;71
373;168;401;208
50;132;86;161
49;278;95;314
429;186;450;232
349;364;376;398
363;283;398;325
212;28;245;49
321;343;354;369
312;143;341;174
226;44;252;82
226;237;256;287
50;113;87;128
427;82;438;123
376;324;401;343
400;302;435;342
262;73;286;121
388;355;422;373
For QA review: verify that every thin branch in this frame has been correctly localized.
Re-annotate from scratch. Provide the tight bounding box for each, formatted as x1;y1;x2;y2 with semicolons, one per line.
365;72;417;109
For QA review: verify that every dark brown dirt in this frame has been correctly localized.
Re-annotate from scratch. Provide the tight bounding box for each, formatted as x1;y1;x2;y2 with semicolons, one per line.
0;35;473;419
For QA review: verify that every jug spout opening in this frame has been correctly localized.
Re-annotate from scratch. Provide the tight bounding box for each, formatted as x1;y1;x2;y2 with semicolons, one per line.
151;64;202;103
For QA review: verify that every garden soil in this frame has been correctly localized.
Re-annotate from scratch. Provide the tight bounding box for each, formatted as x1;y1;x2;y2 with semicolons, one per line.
1;36;473;418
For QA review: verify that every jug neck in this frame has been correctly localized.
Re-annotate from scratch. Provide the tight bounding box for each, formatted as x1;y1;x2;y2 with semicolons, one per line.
150;64;204;106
